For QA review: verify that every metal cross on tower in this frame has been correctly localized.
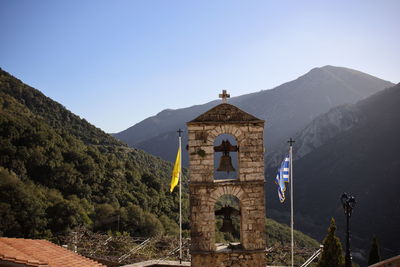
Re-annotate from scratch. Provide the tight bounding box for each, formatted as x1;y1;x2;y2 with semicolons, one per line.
288;138;295;147
177;128;183;137
219;89;230;103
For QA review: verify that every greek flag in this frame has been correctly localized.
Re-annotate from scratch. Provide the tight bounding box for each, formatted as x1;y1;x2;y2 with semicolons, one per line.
275;154;290;203
277;185;285;203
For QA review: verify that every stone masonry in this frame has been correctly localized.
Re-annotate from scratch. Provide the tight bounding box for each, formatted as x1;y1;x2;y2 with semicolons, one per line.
187;103;266;267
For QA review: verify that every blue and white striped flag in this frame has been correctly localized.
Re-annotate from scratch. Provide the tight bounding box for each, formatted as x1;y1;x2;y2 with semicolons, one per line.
277;184;285;203
275;154;290;203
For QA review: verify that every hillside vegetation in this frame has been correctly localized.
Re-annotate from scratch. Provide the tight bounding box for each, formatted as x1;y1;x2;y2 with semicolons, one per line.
0;69;188;239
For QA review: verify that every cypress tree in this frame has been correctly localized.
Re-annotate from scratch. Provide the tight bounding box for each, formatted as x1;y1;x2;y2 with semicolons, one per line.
368;236;380;265
317;218;344;267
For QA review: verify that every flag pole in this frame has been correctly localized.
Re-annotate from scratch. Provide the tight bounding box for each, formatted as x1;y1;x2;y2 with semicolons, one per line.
288;138;295;267
177;129;183;263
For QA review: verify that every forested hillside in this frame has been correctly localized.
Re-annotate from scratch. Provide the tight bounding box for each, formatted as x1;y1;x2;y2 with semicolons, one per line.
0;68;188;239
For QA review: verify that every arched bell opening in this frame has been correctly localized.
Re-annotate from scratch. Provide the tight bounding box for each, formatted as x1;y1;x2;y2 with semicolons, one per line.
214;194;242;250
213;134;238;180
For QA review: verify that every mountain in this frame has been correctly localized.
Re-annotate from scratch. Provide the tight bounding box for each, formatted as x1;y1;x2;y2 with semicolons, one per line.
114;66;394;166
0;68;187;239
267;83;400;262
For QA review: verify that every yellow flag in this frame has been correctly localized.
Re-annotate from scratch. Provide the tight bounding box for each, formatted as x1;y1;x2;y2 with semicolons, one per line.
170;147;181;192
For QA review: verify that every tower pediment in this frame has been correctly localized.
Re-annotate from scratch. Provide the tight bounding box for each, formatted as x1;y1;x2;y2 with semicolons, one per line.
188;103;264;124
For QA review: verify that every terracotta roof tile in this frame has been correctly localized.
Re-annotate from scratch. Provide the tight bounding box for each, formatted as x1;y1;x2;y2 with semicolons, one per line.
0;237;106;267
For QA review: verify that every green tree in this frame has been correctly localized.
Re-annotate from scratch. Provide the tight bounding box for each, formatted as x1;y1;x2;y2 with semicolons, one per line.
159;215;179;236
141;212;164;237
46;199;90;236
368;236;380;265
94;203;117;231
317;218;344;267
0;167;48;238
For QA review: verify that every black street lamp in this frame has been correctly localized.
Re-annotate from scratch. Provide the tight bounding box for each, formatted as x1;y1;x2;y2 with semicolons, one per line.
341;193;356;267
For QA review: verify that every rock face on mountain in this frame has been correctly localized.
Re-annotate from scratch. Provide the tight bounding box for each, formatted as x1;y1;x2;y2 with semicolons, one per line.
267;83;400;262
294;104;360;158
268;104;361;167
114;66;393;166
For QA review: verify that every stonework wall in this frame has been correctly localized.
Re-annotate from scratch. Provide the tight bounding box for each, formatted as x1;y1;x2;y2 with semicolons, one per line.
191;251;265;267
187;108;266;267
189;181;265;252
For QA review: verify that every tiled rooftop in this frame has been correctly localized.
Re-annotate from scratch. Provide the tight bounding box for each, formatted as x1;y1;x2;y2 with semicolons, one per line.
0;237;106;267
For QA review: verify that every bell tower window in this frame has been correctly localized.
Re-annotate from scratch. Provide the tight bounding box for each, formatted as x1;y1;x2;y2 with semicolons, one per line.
214;134;238;180
215;195;241;250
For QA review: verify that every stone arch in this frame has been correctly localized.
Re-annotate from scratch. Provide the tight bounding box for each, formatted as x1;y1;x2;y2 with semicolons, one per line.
209;185;247;204
206;124;244;147
205;125;245;181
207;186;252;249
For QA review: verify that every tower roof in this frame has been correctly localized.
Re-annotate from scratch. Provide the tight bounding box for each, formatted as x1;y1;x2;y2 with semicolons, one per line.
188;103;264;124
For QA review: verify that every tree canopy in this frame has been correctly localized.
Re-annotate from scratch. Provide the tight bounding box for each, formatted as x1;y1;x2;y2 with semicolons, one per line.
368;236;381;265
317;218;344;267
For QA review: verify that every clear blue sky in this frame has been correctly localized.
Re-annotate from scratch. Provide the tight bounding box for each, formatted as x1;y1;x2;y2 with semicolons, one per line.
1;0;399;133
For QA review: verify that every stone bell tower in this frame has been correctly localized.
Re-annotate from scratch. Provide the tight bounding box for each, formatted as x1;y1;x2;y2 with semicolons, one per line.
187;90;266;267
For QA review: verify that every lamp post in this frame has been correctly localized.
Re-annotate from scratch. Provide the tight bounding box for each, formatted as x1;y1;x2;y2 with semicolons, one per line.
341;193;356;267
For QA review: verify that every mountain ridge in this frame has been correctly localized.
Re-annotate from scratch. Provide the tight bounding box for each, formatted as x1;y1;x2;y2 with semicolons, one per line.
114;65;394;166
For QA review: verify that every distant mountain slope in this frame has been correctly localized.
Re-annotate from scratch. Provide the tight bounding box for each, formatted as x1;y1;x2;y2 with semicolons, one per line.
267;83;400;262
114;66;393;165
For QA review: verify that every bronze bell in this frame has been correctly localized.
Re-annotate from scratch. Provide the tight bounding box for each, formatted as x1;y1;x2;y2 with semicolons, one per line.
217;154;236;173
215;206;240;233
220;217;235;233
214;139;239;173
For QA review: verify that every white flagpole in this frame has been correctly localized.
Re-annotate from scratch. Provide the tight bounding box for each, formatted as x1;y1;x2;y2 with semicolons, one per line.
178;129;182;263
289;138;295;267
